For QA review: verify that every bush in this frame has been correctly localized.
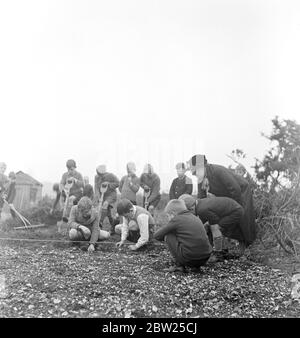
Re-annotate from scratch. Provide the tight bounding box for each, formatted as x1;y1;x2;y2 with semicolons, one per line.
19;196;62;226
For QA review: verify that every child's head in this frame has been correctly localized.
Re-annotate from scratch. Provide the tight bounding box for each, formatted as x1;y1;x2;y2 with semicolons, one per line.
96;164;107;175
143;163;154;176
178;194;196;213
117;199;135;219
175;162;186;178
164;199;187;221
0;162;7;174
78;196;93;219
8;172;16;182
66;159;76;174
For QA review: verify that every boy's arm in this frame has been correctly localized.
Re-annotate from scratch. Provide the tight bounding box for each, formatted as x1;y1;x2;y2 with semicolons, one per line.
148;176;160;203
120;218;129;243
132;214;149;249
169;179;176;200
139;174;146;189
89;214;100;245
154;218;178;241
119;176;125;192
108;174;119;190
129;176;140;193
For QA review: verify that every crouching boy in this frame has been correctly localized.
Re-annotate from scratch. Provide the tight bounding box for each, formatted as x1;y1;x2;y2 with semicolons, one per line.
115;199;155;251
68;197;110;252
154;199;212;272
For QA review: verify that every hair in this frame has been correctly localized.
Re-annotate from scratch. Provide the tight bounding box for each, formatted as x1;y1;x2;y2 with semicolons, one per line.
77;196;93;212
66;159;76;169
178;194;196;211
96;165;107;174
8;172;16;180
117;198;134;215
164;199;187;215
175;162;186;170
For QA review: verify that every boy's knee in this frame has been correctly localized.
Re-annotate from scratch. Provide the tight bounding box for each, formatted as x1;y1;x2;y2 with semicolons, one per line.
69;228;81;241
99;230;110;240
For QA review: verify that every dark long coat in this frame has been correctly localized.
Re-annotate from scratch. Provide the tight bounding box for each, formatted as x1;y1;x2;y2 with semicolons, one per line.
198;163;256;246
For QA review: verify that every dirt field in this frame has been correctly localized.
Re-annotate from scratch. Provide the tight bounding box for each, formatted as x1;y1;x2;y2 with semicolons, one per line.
1;220;300;318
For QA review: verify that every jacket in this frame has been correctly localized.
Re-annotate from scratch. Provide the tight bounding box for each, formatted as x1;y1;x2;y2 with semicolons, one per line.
169;175;193;199
154;210;212;260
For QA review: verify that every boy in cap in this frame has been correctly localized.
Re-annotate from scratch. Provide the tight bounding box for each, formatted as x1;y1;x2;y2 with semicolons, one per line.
169;162;193;200
115;198;155;251
94;165;119;233
140;164;161;215
179;194;245;259
119;162;140;205
154;199;212;272
68;196;110;252
60;159;84;220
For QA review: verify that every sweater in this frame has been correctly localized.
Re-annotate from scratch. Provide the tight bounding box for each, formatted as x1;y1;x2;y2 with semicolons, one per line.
169;175;193;199
140;173;161;204
154;210;212;260
94;172;119;203
196;197;244;225
68;205;100;245
60;170;84;198
119;174;140;202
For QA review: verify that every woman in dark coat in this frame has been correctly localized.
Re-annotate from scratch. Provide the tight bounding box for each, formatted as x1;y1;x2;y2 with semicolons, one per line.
187;154;256;247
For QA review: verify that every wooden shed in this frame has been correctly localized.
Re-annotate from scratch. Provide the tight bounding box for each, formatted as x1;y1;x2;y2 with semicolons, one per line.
13;171;43;211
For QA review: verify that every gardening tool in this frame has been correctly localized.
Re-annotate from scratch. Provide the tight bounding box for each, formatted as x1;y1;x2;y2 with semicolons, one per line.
3;199;31;228
144;187;151;210
97;182;108;226
57;179;74;235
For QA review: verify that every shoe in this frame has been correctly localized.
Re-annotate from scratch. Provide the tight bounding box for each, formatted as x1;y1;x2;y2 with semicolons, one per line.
208;252;225;263
164;265;186;273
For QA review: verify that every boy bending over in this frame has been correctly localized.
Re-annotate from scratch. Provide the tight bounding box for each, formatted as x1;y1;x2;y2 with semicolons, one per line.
68;197;110;253
115;199;155;251
154;199;212;272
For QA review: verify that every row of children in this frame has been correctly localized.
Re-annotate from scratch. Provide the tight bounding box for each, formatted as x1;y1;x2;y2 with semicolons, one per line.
57;154;257;266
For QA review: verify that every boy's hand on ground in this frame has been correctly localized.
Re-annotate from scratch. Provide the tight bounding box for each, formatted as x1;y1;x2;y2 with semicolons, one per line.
116;241;124;248
88;244;95;253
128;244;138;251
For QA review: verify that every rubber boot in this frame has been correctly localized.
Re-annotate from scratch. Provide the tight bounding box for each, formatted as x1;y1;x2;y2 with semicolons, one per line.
210;224;223;251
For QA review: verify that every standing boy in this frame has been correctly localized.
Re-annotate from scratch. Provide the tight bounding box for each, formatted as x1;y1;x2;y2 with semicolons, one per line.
94;165;119;233
169;162;193;200
119;162;140;205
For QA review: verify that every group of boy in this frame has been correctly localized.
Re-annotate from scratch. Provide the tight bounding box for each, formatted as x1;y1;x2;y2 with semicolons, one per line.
56;155;256;272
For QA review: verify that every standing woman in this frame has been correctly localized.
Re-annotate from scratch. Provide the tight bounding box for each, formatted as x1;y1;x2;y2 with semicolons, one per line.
187;154;257;249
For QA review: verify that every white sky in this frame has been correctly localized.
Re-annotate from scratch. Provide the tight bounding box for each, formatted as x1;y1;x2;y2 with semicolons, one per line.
1;0;300;192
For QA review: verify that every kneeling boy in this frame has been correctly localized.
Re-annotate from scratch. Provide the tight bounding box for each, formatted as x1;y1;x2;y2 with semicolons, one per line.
68;196;110;252
154;199;212;272
115;199;155;251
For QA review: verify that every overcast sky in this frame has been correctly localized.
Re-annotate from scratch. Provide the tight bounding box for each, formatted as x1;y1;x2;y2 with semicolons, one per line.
1;0;300;192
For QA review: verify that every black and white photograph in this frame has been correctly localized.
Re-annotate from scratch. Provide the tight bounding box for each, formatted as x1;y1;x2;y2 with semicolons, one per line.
1;0;300;325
